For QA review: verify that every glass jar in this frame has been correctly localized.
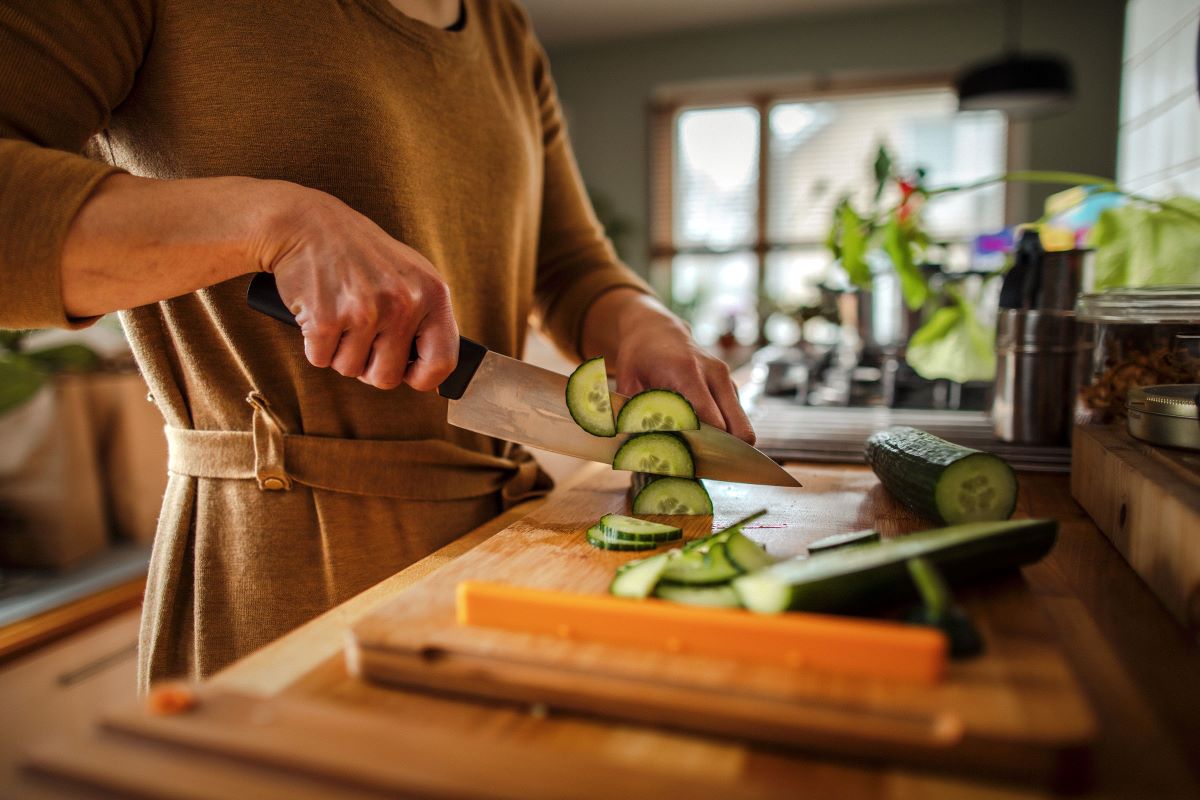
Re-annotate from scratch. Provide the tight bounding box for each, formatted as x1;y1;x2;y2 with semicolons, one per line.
1074;286;1200;424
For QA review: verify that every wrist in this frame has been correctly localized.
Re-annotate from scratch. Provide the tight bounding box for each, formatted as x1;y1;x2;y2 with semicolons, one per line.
581;287;689;360
244;178;315;274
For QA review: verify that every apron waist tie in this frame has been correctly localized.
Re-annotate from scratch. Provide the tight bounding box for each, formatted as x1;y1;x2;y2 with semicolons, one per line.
164;392;553;508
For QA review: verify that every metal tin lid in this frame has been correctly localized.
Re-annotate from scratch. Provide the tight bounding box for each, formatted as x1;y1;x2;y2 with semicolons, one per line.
1076;286;1200;324
1126;384;1200;451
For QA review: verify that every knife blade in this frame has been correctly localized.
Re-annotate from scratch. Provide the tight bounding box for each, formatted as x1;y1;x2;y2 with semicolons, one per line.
248;273;800;487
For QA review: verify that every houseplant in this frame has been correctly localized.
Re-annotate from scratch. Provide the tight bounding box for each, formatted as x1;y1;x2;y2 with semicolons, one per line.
826;146;1200;384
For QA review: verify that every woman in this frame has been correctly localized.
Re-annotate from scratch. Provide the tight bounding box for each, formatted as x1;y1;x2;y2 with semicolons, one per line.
0;0;754;688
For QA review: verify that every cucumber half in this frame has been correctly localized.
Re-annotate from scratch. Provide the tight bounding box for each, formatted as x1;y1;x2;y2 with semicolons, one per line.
865;427;1017;524
616;389;700;433
653;582;741;608
613;433;695;478
585;525;659;552
732;518;1057;614
610;552;674;599
661;541;741;585
598;514;682;543
566;356;615;437
807;529;881;553
632;477;713;515
723;528;774;572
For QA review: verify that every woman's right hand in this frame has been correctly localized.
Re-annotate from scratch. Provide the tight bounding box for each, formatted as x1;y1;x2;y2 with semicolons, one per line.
261;184;460;392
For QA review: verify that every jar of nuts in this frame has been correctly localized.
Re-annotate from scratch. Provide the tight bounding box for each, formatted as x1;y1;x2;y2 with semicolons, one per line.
1075;286;1200;425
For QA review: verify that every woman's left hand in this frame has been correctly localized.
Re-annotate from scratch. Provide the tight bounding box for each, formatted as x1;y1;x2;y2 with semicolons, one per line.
579;289;756;444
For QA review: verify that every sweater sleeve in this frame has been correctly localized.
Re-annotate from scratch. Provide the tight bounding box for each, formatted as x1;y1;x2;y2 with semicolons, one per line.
0;0;153;330
526;37;654;361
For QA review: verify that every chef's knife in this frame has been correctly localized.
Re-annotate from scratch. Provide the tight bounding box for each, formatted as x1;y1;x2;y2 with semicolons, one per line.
248;273;800;487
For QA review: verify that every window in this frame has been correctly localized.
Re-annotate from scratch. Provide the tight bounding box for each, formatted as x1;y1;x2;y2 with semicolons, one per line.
651;86;1008;348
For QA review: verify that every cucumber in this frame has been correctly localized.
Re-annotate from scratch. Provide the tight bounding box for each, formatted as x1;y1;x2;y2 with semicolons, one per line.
616;389;700;433
612;433;694;478
566;356;615;437
904;557;984;658
865;427;1018;524
610;552;674;599
585;525;659;552
807;529;881;553
632;477;713;515
724;528;774;572
654;582;741;608
732;518;1056;614
628;472;660;500
661;541;741;585
598;514;682;543
681;510;768;553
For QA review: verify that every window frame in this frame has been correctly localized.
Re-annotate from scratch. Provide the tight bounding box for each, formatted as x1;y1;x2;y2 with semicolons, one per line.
648;71;1021;341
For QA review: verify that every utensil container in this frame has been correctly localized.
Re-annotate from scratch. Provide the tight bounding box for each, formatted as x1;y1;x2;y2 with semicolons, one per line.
993;310;1077;444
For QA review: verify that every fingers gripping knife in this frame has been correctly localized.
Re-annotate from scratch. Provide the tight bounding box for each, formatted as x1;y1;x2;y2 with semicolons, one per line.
247;273;799;486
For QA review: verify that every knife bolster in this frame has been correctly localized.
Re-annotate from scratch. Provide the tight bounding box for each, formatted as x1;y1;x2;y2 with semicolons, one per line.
438;337;488;399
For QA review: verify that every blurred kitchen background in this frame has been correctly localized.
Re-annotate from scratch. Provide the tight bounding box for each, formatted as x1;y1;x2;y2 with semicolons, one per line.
2;0;1198;655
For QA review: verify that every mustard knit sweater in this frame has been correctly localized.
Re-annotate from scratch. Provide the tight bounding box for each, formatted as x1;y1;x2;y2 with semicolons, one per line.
0;0;648;685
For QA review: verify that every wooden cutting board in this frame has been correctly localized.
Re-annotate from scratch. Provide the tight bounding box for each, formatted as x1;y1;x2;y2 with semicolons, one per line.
349;466;1096;787
23;686;776;800
1071;424;1200;637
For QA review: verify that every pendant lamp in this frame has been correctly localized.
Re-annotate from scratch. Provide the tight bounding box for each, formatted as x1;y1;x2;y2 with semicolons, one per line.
955;0;1074;117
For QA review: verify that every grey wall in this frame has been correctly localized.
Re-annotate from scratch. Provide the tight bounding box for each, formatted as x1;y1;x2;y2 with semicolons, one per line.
545;0;1126;276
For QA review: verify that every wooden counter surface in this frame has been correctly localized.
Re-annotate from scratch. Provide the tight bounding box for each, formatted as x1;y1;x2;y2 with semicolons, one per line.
200;462;1200;799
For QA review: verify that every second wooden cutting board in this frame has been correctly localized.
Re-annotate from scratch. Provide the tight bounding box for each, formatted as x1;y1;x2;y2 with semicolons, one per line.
348;465;1095;787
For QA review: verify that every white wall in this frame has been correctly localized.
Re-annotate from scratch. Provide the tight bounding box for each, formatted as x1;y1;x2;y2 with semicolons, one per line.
1118;0;1200;196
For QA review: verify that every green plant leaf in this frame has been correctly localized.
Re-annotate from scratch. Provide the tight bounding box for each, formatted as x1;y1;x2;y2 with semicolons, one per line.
837;203;872;289
1087;196;1200;289
25;343;101;373
882;217;929;310
0;355;46;414
872;144;892;201
905;295;995;384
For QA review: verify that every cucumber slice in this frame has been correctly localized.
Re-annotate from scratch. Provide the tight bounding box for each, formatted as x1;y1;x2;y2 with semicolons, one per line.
661;541;741;585
865;427;1017;524
628;472;660;500
732;518;1057;614
585;525;658;552
566;356;615;437
598;514;682;543
609;552;674;599
807;529;881;553
632;477;713;515
724;528;775;572
680;510;768;554
616;389;700;433
612;433;694;478
654;582;741;608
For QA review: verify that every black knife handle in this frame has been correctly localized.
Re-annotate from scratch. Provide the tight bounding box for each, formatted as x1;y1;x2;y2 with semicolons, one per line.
246;272;486;400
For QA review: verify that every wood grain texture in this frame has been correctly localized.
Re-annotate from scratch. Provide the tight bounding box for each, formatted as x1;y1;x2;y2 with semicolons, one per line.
0;577;144;665
1071;424;1200;635
349;466;1095;786
19;465;1200;800
23;686;783;800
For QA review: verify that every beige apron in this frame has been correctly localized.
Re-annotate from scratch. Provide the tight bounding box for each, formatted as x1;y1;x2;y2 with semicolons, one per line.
140;392;552;690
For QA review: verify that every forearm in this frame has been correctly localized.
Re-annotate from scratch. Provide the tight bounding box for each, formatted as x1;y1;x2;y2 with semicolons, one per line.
61;174;290;317
579;287;688;362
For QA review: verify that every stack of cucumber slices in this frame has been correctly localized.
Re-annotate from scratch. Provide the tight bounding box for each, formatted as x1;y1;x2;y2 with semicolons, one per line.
566;356;714;516
609;511;774;608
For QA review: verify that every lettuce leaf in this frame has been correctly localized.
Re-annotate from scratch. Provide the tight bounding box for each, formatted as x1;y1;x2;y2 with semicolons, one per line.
1087;197;1200;288
905;295;995;384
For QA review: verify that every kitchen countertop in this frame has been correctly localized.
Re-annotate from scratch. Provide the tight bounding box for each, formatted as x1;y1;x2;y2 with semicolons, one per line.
11;461;1200;798
200;461;1200;799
